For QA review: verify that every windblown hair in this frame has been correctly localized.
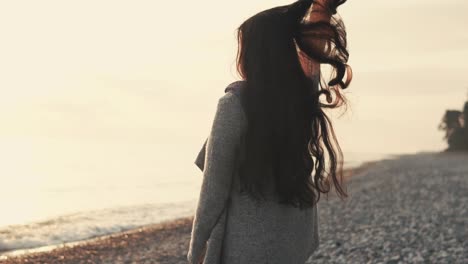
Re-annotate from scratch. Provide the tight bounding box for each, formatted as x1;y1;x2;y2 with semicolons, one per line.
235;0;352;209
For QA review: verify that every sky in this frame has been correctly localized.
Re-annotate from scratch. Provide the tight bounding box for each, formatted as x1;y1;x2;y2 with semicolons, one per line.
0;0;467;219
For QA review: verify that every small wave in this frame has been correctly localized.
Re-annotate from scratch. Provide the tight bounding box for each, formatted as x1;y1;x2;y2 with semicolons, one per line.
0;200;196;254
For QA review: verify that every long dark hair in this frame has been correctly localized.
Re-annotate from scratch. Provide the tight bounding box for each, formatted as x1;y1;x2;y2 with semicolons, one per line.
235;0;352;209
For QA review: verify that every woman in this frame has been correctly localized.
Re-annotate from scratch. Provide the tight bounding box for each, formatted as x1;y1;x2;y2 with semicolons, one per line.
188;0;352;263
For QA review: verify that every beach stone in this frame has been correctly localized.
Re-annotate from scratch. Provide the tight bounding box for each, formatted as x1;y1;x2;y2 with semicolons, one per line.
305;153;467;264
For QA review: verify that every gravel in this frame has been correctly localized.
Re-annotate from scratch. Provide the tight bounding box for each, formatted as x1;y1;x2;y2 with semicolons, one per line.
306;152;468;264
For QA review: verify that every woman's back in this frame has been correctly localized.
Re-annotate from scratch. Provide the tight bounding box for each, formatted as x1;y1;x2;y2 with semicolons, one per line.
223;169;319;263
188;81;319;264
224;82;319;263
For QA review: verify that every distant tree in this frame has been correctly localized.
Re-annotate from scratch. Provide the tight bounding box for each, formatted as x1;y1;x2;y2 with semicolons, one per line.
463;102;468;127
463;101;468;149
439;110;465;151
439;90;468;152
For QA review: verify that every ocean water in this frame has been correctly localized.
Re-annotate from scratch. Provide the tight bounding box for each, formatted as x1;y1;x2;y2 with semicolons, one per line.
1;0;467;256
0;201;197;254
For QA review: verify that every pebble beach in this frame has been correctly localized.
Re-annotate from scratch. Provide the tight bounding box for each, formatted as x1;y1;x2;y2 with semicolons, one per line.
306;152;467;264
1;152;466;264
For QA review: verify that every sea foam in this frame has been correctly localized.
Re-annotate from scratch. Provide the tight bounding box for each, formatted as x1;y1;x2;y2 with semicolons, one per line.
0;200;196;254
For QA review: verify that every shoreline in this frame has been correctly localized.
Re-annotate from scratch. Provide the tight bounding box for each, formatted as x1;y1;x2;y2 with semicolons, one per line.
0;216;193;257
0;216;195;264
0;160;377;263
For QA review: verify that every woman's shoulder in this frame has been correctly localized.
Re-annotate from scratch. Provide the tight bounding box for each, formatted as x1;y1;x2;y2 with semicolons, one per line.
215;81;248;129
224;80;246;102
224;80;246;93
218;80;246;106
221;80;246;106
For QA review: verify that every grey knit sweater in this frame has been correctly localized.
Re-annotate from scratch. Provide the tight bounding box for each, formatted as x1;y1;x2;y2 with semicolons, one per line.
187;81;319;264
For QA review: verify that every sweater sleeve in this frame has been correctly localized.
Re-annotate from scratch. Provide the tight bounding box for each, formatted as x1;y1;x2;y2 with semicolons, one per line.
187;92;246;264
